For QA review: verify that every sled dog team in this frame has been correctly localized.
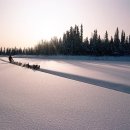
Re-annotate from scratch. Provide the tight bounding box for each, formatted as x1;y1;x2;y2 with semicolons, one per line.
8;55;40;70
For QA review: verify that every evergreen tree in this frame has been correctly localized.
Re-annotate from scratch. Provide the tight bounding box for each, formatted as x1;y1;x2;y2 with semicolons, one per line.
80;24;83;43
129;35;130;44
104;31;109;43
92;30;98;55
74;25;82;55
97;35;103;55
125;36;130;54
129;35;130;54
114;27;120;53
121;30;125;44
83;37;90;54
104;31;110;55
63;33;68;54
120;30;125;54
3;48;6;55
110;36;114;55
0;47;2;55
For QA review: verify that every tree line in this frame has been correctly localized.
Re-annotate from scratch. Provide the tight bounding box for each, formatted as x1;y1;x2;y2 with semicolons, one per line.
0;24;130;56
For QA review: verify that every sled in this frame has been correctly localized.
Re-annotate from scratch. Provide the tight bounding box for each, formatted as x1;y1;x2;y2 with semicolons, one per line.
11;61;40;70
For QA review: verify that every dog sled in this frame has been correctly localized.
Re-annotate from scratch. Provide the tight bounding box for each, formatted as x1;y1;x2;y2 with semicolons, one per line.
8;56;40;70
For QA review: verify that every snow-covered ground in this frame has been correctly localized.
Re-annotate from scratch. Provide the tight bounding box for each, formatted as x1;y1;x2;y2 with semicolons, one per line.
0;56;130;130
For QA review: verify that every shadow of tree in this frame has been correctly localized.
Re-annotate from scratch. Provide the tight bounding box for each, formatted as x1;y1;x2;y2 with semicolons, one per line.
38;68;130;94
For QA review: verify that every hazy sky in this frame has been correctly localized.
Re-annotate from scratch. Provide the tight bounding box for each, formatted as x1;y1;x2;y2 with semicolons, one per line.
0;0;130;48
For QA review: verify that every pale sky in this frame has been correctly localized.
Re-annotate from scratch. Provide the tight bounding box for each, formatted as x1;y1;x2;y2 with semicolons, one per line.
0;0;130;48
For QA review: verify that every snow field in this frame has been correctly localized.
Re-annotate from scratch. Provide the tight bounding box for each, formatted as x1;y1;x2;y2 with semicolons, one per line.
0;57;130;130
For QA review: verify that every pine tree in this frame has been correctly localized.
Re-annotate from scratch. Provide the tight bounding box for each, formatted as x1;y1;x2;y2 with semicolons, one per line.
124;36;129;54
74;25;82;54
104;31;110;55
92;30;98;55
129;35;130;54
110;36;114;55
84;37;90;55
121;30;125;44
0;47;2;55
120;30;125;54
3;48;5;55
93;30;98;41
97;35;102;55
80;24;83;43
114;27;120;53
104;31;109;43
129;35;130;44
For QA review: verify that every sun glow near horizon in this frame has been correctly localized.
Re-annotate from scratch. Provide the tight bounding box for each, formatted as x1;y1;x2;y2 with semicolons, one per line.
0;0;130;48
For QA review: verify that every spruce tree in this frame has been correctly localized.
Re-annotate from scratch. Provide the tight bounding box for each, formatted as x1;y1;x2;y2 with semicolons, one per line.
114;27;120;53
121;30;125;44
129;35;130;45
120;30;125;54
92;30;98;55
0;47;2;55
105;31;109;43
110;36;114;55
125;36;129;54
129;35;130;54
104;31;110;55
80;24;83;43
83;37;90;54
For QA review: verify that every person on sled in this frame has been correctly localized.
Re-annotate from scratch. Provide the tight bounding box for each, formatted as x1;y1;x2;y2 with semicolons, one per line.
9;55;14;63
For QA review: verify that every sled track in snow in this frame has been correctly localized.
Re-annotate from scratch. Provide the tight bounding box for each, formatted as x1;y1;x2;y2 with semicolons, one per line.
0;58;9;63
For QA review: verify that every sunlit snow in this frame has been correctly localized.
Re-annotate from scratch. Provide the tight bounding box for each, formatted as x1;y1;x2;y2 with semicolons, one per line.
0;56;130;130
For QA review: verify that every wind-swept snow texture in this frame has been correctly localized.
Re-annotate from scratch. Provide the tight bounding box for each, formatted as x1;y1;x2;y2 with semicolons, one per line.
0;56;130;130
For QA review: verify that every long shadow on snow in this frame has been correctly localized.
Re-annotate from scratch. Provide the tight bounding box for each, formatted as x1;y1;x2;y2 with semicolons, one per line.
38;68;130;94
63;61;130;80
1;58;130;94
